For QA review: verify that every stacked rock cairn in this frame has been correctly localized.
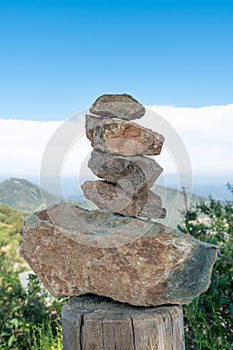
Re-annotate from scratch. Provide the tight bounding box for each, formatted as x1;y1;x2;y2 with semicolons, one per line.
20;94;217;308
82;94;166;221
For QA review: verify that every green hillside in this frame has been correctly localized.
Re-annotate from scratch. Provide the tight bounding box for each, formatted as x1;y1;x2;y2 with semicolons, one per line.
0;178;60;212
0;205;28;248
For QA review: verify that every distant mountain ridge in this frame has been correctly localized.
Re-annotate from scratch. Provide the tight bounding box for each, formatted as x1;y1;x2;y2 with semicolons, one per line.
0;178;60;212
0;178;206;221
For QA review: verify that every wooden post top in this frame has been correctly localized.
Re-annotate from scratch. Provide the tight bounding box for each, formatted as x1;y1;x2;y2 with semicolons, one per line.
61;295;185;350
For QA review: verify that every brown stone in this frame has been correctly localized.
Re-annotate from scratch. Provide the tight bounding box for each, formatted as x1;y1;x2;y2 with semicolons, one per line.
89;93;145;120
82;180;166;220
88;150;163;193
86;115;164;156
20;203;217;306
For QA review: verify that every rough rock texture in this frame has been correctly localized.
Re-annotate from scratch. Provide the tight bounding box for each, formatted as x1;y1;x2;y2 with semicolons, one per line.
82;180;166;219
88;150;163;193
20;203;217;306
89;93;145;120
86;115;164;156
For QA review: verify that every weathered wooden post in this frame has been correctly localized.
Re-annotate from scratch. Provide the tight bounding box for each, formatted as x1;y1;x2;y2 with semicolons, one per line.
61;296;185;350
20;94;217;350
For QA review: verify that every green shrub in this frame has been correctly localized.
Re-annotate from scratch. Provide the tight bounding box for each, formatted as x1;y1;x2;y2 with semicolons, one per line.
179;190;233;349
0;249;66;349
0;206;67;349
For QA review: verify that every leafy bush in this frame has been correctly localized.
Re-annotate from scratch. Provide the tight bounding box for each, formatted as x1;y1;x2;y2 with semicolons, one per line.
179;189;233;349
0;205;67;349
0;248;65;349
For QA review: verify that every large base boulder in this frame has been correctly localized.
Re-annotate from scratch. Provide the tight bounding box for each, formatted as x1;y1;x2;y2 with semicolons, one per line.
20;203;217;306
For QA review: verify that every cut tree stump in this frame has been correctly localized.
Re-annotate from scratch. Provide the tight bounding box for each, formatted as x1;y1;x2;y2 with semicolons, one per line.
61;295;185;350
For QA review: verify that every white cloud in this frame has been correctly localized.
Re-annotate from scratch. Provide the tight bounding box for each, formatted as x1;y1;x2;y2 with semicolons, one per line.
0;119;61;177
0;104;232;181
140;104;233;177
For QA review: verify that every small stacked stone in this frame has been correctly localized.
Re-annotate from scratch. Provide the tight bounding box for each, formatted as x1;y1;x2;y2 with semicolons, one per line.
82;94;166;220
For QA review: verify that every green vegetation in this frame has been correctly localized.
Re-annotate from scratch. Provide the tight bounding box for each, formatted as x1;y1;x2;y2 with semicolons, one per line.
180;186;233;350
0;206;66;349
0;187;232;349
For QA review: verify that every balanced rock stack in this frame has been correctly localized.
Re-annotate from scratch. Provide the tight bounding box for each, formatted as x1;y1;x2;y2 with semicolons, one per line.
82;94;166;220
20;94;217;308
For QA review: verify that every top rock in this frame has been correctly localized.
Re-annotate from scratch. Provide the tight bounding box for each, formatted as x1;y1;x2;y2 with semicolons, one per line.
89;94;145;121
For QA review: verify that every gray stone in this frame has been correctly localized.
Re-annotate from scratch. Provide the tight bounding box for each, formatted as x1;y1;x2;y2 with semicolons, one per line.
88;150;163;194
89;93;145;120
86;115;164;156
20;203;217;306
82;180;165;220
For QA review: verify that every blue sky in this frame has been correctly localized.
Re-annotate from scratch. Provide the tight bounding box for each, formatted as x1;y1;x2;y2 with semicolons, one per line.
0;0;233;120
